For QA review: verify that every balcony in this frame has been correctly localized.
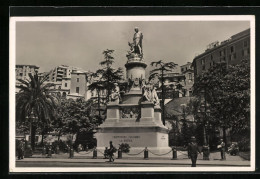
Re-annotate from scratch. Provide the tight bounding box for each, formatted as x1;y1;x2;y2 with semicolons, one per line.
57;68;63;73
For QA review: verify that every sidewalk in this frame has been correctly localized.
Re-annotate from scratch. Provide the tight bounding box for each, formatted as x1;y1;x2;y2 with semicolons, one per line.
17;151;250;167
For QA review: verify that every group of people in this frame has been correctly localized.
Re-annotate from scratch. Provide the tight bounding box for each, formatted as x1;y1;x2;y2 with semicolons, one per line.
187;136;227;167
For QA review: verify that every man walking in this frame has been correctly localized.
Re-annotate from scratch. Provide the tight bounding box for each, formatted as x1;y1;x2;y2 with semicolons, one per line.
188;136;201;167
108;141;116;162
219;139;226;160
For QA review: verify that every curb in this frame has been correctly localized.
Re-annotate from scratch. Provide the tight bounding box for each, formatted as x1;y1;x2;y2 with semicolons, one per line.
16;159;250;167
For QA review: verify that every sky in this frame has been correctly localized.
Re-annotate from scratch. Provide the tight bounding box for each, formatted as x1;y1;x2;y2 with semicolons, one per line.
15;20;250;75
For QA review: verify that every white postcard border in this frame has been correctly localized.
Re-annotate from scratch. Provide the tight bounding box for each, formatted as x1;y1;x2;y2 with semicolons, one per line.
9;15;255;172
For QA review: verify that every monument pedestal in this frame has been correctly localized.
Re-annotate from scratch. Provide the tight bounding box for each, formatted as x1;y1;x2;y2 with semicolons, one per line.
95;101;171;153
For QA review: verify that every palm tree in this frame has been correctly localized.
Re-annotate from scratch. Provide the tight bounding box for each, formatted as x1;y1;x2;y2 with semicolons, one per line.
16;73;58;150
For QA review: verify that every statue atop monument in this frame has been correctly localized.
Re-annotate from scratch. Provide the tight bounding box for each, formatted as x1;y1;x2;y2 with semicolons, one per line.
127;27;143;58
133;27;143;54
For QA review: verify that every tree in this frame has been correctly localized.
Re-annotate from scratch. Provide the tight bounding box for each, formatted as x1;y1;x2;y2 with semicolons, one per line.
193;60;250;145
16;73;58;150
88;74;107;118
57;98;102;149
150;60;178;125
93;49;124;103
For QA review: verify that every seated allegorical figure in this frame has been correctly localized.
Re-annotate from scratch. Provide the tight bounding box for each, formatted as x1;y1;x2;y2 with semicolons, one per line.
109;83;121;102
151;86;160;106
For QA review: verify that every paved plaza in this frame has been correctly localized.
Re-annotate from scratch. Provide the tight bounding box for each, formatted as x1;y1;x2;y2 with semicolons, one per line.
16;151;250;167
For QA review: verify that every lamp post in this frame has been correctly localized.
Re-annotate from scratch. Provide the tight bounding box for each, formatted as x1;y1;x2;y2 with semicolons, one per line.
26;112;37;151
197;88;210;160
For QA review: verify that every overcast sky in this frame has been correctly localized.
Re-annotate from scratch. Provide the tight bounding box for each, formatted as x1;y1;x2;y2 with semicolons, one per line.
16;20;250;75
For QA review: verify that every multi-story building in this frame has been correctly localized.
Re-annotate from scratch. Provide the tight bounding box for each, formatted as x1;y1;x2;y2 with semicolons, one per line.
192;28;250;80
48;65;81;82
15;65;39;93
191;29;250;145
16;64;39;81
67;70;89;100
151;63;193;105
180;62;194;97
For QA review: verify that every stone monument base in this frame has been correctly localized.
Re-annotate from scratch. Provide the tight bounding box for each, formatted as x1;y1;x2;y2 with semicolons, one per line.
95;125;171;154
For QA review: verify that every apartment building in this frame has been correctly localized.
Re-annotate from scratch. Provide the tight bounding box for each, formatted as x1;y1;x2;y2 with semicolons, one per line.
192;29;250;80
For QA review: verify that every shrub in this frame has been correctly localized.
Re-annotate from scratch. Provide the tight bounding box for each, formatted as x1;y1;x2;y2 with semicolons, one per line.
119;143;130;153
52;140;69;153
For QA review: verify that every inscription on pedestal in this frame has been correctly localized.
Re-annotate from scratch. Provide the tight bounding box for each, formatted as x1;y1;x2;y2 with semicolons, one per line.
113;135;140;143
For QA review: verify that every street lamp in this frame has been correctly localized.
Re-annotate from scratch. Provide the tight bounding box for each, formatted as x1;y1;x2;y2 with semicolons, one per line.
26;112;38;151
197;107;210;160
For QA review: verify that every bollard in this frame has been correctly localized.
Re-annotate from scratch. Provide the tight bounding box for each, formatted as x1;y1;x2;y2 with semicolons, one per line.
42;146;46;156
202;145;210;160
172;147;177;160
56;146;60;154
47;147;52;158
117;148;122;159
93;148;97;159
144;147;148;159
69;147;74;158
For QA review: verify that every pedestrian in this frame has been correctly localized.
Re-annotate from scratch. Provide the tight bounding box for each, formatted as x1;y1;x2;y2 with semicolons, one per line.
187;136;201;167
219;139;226;160
104;147;109;159
108;141;116;162
17;141;23;160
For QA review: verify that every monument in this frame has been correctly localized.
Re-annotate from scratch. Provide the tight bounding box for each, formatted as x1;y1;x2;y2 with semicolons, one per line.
95;27;171;153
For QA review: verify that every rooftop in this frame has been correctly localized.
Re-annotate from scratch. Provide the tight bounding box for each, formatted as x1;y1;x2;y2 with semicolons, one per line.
193;28;250;61
16;64;39;69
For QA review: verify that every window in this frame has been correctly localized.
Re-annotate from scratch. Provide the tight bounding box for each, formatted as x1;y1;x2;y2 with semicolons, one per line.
181;68;184;72
244;41;248;47
77;78;79;82
188;73;192;80
211;54;213;60
58;86;61;89
202;65;205;70
229;53;236;61
65;83;67;87
220;50;225;56
76;87;79;93
201;58;205;65
20;73;23;76
230;46;234;53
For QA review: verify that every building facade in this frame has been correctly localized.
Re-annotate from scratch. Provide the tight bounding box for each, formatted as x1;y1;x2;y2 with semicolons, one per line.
15;65;39;93
16;65;39;81
192;29;250;80
180;62;194;97
67;70;88;100
151;63;194;105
